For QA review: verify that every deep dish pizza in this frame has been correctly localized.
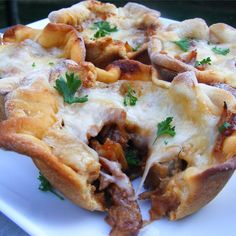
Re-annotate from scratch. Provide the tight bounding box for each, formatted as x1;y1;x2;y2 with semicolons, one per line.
0;1;236;236
48;0;161;67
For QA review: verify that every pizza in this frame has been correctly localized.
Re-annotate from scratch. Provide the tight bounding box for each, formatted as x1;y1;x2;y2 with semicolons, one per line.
48;0;161;67
149;18;236;87
0;1;236;236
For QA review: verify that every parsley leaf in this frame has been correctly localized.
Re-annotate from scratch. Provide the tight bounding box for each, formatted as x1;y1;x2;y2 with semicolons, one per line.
153;117;176;145
132;44;141;52
218;121;231;133
32;62;36;67
55;72;88;104
124;84;138;106
38;173;64;200
48;62;54;66
92;21;118;39
173;39;190;52
195;57;212;67
212;46;230;55
125;148;139;167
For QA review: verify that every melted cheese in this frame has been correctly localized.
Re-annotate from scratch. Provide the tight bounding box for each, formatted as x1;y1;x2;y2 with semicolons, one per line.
0;39;62;80
162;35;236;86
1;54;231;194
56;79;221;191
81;20;146;48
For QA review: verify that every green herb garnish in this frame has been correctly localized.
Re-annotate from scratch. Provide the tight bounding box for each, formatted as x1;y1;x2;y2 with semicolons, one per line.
124;84;138;106
38;173;64;200
125;148;139;167
48;62;54;66
212;46;230;55
55;72;88;104
132;44;141;52
91;21;118;39
173;39;190;52
164;140;168;145
195;57;212;67
32;62;36;67
153;117;176;145
218;121;231;133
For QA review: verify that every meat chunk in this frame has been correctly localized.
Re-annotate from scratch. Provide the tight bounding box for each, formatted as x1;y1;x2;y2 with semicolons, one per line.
106;185;142;236
99;157;142;236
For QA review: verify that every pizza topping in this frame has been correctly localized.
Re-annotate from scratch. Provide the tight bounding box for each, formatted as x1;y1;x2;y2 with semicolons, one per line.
38;173;64;200
91;21;118;39
153;117;176;145
124;84;138;106
195;56;212;70
125;147;139;167
55;72;88;104
218;122;231;133
32;62;36;67
173;39;190;52
132;44;141;52
212;46;230;55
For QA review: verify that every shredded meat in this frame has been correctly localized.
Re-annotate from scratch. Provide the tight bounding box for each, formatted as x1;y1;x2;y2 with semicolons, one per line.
106;185;142;236
99;157;142;236
214;102;236;157
96;123;130;148
139;186;180;220
149;189;180;220
91;139;128;170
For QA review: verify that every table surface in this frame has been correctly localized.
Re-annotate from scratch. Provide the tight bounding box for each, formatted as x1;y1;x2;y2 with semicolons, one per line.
0;212;28;236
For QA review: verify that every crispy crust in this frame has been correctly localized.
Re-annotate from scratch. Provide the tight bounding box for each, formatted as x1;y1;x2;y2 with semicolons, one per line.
169;157;236;220
0;131;104;211
48;0;161;67
96;59;153;83
3;23;86;63
149;18;236;85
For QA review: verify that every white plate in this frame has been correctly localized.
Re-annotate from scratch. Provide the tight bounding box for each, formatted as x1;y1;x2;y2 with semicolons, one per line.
0;17;236;236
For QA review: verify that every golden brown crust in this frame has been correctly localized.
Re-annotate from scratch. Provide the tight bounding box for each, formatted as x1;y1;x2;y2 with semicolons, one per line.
3;23;86;63
0;131;104;211
96;59;153;83
3;24;41;42
170;157;236;220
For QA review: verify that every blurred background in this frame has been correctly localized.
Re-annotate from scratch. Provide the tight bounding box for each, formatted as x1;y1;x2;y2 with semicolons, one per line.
0;0;235;29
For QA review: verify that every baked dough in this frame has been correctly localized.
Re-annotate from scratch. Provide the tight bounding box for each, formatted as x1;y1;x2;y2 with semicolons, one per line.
3;23;86;64
48;0;161;67
0;54;236;224
149;18;236;87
